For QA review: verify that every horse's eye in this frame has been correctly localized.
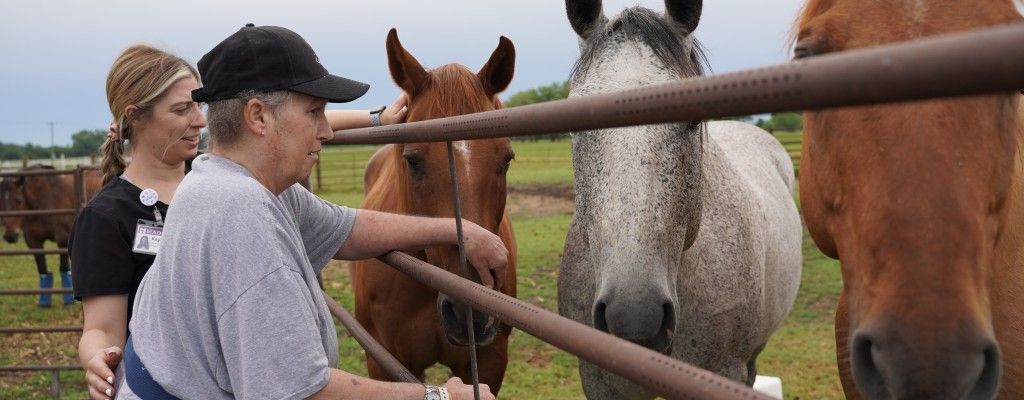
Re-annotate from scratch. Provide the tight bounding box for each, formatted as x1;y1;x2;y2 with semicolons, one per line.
793;46;813;60
498;154;515;175
793;38;825;60
404;154;426;178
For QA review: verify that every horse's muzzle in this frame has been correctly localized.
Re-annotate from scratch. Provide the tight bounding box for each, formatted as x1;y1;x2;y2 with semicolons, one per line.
2;232;18;244
438;295;499;347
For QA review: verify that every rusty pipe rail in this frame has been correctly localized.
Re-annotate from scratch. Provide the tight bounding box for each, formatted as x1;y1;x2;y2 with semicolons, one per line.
0;167;94;178
379;251;771;400
0;365;79;372
331;23;1024;145
321;292;420;384
0;209;76;218
0;326;81;334
0;249;66;256
0;288;72;296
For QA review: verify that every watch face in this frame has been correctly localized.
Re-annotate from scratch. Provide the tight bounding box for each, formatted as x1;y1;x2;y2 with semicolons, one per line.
425;392;441;400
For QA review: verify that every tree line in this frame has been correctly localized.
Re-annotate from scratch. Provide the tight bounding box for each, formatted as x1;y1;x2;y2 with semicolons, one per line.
0;130;106;161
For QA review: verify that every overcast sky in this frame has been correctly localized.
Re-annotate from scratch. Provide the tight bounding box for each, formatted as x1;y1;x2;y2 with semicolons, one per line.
0;0;805;146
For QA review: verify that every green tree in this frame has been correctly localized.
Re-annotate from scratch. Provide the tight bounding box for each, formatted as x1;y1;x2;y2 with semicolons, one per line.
69;129;107;157
504;81;571;141
770;112;803;132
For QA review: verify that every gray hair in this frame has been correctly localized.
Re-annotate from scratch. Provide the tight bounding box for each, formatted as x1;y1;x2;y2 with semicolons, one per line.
206;90;290;146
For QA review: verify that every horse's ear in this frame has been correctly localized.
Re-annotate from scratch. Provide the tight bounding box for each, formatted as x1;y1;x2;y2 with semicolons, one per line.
665;0;702;33
478;36;515;97
385;28;430;96
566;0;607;38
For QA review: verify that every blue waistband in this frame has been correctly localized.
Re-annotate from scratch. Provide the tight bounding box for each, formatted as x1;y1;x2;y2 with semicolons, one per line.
124;336;180;400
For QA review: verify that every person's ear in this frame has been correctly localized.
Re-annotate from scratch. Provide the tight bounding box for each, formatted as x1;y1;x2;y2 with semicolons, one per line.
243;99;273;137
122;105;139;129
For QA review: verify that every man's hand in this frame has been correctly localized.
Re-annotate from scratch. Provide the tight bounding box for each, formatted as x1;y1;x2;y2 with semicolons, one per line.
444;377;495;400
380;93;409;126
462;221;508;290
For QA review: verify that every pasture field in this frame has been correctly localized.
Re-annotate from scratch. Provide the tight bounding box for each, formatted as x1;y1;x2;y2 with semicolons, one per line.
0;133;844;399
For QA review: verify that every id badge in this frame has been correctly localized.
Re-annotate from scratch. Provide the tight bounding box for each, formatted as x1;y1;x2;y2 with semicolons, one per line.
133;219;163;255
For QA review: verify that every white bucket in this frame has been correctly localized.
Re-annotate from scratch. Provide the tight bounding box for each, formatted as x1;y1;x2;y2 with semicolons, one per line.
753;375;784;399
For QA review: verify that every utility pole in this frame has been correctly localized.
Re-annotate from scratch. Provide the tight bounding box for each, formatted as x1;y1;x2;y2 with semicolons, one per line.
48;121;56;166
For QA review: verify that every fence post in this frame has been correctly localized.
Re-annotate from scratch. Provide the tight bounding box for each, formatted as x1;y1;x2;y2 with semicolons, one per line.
351;153;357;193
73;168;83;214
49;370;59;400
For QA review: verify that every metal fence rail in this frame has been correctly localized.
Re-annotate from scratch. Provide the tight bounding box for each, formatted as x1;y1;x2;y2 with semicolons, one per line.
379;251;771;400
1;165;97;400
322;292;421;384
330;24;1024;145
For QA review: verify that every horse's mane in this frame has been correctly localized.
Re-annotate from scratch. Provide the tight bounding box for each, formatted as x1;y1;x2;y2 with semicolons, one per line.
362;145;412;214
571;6;709;81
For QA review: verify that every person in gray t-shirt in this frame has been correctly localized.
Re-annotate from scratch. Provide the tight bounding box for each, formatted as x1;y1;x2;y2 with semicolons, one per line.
118;25;504;400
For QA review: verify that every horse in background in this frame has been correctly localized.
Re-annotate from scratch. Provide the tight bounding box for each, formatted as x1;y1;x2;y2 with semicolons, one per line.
0;165;101;306
559;0;802;397
795;1;1024;398
350;29;518;393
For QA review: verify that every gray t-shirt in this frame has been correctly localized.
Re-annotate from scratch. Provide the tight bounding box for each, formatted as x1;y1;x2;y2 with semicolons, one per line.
122;154;355;399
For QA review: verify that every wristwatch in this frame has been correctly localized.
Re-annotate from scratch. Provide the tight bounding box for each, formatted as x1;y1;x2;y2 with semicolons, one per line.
424;385;442;400
369;105;387;127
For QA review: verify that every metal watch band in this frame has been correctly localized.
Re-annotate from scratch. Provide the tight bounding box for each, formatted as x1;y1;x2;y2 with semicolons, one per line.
423;385;441;400
369;105;386;127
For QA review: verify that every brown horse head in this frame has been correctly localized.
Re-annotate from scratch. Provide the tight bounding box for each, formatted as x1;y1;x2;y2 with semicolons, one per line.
0;176;25;243
379;28;515;346
796;1;1024;398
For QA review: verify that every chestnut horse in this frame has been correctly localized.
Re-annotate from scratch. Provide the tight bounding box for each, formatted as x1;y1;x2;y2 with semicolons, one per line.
795;1;1024;398
1;166;101;273
350;29;518;393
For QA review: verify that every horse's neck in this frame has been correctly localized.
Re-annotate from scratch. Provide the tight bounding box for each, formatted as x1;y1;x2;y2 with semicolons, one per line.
26;175;72;210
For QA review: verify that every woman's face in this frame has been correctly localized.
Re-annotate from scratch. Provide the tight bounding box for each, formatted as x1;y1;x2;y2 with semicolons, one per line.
131;76;207;165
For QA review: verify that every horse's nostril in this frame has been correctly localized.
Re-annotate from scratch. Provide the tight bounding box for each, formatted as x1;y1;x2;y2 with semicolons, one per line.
851;330;1001;400
593;301;609;332
593;299;675;352
660;302;676;335
969;344;1001;400
851;333;888;400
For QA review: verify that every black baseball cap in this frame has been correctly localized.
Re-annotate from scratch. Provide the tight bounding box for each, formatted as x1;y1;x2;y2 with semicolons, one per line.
192;24;369;103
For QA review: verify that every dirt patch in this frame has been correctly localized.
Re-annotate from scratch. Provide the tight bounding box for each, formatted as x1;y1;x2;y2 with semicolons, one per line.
808;294;839;318
507;184;575;218
525;346;552;368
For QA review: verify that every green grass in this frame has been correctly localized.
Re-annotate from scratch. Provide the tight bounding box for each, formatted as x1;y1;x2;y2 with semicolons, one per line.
1;135;845;400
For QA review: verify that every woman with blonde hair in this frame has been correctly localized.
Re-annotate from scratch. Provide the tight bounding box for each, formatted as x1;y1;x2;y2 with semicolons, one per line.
71;44;406;400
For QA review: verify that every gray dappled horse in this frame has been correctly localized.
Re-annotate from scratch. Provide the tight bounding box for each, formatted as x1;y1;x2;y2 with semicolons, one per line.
557;1;802;397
